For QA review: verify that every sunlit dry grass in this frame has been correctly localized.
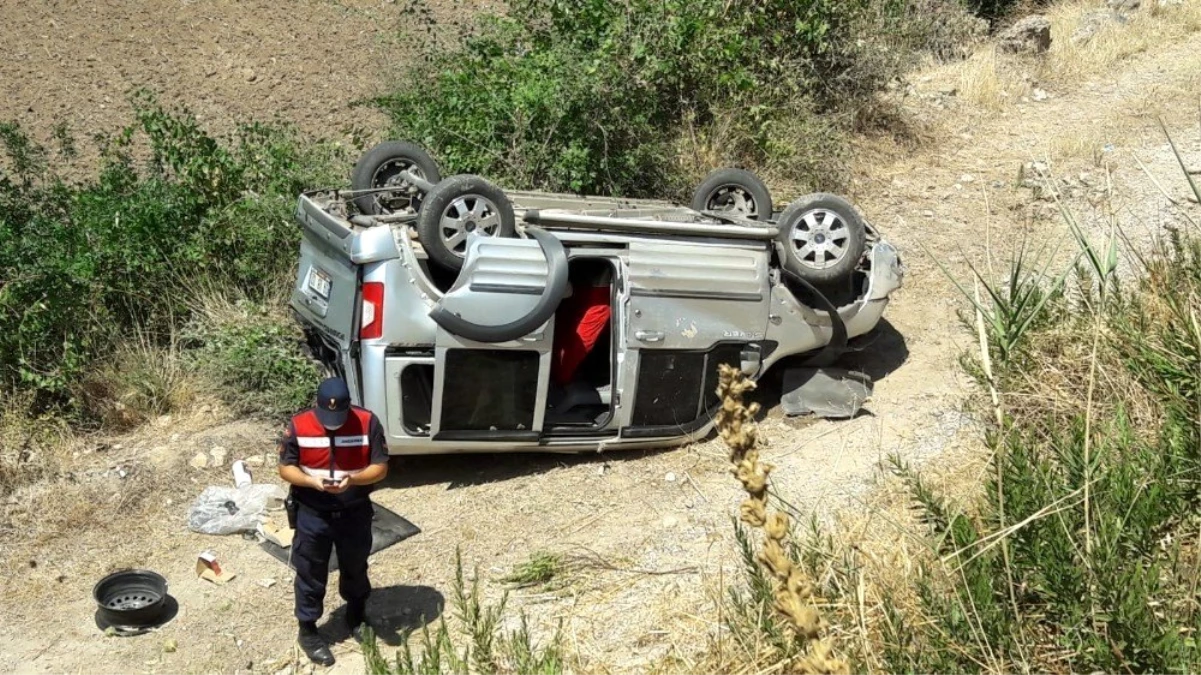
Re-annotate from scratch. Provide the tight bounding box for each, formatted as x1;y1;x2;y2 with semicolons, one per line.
940;0;1201;111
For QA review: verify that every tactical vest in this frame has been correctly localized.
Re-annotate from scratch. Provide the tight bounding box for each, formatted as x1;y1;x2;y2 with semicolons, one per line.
291;407;374;481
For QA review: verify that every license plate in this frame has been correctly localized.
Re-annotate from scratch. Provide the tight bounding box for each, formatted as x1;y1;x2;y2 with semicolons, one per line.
307;267;332;300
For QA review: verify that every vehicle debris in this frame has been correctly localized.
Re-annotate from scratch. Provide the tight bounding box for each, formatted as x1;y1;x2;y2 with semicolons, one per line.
196;551;236;585
780;368;874;419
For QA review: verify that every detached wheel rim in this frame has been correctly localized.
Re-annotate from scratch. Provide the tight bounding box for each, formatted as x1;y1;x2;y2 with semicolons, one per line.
791;208;850;270
705;184;758;217
371;158;426;212
439;194;503;257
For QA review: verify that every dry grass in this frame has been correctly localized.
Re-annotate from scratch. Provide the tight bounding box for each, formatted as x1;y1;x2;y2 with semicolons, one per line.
1045;0;1201;84
75;328;208;431
939;0;1201;111
954;48;1036;110
0;390;73;498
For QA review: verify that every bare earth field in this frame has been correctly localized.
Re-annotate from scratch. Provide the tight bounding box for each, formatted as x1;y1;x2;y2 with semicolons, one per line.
2;1;1200;674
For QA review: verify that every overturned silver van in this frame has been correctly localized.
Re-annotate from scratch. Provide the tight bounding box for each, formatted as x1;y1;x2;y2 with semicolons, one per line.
290;141;903;454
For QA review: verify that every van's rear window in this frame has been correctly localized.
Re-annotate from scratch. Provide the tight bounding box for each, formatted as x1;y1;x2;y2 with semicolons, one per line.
440;349;540;431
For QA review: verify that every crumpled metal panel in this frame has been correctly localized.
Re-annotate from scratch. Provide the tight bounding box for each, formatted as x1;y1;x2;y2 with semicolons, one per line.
780;367;873;419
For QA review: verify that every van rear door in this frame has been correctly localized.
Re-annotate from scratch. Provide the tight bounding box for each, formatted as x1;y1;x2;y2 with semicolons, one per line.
289;195;362;393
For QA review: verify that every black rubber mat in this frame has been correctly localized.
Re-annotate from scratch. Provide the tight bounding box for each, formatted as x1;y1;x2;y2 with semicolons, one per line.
260;502;421;572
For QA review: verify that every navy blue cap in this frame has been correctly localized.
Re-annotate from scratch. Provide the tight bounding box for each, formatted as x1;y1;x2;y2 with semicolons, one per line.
314;377;351;429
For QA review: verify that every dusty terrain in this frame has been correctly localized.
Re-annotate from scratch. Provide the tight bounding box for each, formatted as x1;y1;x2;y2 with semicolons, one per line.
2;1;1200;674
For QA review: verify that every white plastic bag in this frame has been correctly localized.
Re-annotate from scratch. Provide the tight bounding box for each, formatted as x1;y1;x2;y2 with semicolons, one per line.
187;484;282;535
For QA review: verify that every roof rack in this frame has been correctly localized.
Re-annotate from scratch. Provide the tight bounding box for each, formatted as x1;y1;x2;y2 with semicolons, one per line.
520;208;778;240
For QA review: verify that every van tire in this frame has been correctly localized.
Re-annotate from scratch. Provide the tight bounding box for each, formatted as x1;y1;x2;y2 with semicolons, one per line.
690;168;773;221
417;174;517;272
776;193;866;285
351;141;442;215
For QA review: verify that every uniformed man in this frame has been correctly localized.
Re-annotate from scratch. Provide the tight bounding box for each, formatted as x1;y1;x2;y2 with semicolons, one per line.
278;376;389;666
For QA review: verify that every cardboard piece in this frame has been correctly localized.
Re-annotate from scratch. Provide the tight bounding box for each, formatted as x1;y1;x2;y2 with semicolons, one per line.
196;550;237;584
258;519;294;549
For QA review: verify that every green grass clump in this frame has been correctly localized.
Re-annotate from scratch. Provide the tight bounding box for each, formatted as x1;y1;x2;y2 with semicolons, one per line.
181;299;322;419
501;551;563;588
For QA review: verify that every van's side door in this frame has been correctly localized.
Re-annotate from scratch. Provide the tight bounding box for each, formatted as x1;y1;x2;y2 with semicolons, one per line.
622;239;771;435
426;231;568;442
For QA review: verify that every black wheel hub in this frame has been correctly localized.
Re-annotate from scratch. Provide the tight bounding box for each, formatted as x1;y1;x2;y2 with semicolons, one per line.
93;569;175;634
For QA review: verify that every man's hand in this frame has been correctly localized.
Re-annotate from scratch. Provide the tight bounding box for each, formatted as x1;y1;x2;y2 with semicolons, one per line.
323;476;351;494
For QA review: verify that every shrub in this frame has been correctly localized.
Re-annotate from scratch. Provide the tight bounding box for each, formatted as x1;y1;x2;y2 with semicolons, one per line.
377;0;941;197
181;299;321;419
0;91;345;411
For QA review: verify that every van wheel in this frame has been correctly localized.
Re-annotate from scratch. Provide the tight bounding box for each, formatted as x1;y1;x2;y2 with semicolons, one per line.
776;193;866;285
416;175;517;272
351;141;442;215
690;168;773;220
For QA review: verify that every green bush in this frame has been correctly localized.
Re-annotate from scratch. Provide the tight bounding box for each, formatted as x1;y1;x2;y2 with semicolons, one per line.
377;0;938;197
0;91;344;410
182;301;321;419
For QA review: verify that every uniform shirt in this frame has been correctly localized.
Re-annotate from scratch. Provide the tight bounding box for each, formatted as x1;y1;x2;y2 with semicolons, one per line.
279;407;389;511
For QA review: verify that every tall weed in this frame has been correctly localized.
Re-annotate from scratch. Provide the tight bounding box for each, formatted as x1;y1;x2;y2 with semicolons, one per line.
363;549;565;675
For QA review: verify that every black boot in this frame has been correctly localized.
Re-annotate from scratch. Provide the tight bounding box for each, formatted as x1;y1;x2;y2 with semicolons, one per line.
298;621;335;666
346;601;369;644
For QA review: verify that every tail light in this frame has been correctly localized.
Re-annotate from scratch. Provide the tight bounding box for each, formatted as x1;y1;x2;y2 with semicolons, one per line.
360;282;384;339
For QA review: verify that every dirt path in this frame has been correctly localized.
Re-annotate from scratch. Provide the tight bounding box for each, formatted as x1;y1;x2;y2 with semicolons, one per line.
2;7;1200;675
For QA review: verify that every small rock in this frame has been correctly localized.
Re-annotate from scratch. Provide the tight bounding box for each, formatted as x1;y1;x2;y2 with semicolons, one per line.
959;173;976;184
170;433;181;443
112;444;123;452
1073;10;1113;44
209;446;228;467
665;472;676;483
922;210;935;218
997;15;1052;55
597;464;608;476
163;638;177;653
1031;88;1049;102
662;515;681;528
117;468;128;479
243;455;265;467
189;452;209;470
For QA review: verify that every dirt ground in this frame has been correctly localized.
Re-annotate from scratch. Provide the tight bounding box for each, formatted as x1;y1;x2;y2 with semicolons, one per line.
2;2;1200;674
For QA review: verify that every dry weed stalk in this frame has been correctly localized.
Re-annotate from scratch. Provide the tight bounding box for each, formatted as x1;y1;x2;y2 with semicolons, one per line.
714;364;848;674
